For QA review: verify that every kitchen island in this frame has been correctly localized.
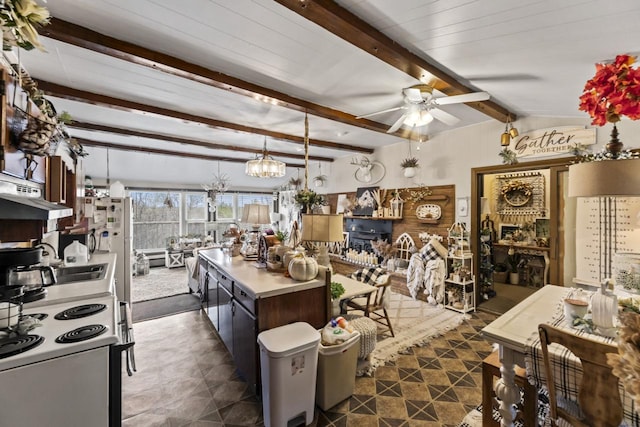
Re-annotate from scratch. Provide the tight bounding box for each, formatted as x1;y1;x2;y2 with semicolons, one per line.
198;248;330;395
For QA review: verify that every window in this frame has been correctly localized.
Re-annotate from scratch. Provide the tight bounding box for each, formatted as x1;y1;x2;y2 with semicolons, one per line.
215;194;234;220
131;191;180;249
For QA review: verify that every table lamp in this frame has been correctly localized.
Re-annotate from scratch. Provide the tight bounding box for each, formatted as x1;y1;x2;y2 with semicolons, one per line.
241;204;270;256
301;213;344;267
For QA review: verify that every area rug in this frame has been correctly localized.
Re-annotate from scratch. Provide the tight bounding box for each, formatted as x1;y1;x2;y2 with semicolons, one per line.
131;267;190;303
132;293;201;323
356;291;466;376
457;387;550;427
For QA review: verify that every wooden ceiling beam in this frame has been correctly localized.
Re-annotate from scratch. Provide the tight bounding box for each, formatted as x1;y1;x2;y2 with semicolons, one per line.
274;0;515;123
69;121;334;162
76;137;306;168
36;79;374;154
41;18;410;138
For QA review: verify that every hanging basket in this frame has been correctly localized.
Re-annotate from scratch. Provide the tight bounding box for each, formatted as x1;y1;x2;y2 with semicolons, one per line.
14;107;57;157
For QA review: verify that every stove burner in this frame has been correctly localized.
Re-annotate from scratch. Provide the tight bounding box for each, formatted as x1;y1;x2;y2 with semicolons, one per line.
26;313;48;321
0;335;44;359
22;288;47;303
55;324;107;344
54;304;107;320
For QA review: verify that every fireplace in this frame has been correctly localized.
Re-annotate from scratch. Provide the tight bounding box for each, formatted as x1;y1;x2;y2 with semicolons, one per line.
345;218;392;253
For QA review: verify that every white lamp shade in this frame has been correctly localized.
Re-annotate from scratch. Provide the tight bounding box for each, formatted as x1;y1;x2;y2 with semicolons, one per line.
301;214;344;242
568;159;640;197
480;197;492;215
241;204;270;225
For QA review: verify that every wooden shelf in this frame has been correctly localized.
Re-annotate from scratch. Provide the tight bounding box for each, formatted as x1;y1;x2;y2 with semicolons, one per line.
344;216;402;220
418;218;438;224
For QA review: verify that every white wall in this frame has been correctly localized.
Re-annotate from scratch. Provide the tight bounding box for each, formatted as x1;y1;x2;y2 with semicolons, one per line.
325;116;640;225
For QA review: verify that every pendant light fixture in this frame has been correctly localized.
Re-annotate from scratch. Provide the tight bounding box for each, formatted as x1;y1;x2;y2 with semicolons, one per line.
245;136;286;178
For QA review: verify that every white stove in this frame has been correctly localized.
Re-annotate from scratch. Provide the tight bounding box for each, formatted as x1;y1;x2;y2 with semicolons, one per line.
0;295;118;371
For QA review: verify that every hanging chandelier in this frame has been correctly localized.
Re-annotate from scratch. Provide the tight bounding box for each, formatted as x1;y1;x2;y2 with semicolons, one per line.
245;137;286;178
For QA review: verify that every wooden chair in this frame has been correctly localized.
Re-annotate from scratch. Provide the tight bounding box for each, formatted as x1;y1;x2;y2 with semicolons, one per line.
538;323;622;427
346;275;395;337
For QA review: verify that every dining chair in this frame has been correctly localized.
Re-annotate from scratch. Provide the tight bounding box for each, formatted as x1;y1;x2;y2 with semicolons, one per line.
346;273;395;337
538;323;622;427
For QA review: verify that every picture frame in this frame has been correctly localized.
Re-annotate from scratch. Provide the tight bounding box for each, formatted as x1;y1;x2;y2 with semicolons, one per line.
499;224;520;240
336;194;347;214
456;197;469;217
535;218;550;238
353;186;378;216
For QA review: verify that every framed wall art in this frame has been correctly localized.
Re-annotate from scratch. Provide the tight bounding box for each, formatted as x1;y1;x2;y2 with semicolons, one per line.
353;186;378;216
456;197;469;217
499;224;520;240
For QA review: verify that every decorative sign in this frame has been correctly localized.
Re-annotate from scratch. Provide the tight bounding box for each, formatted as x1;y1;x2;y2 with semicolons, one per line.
512;126;596;158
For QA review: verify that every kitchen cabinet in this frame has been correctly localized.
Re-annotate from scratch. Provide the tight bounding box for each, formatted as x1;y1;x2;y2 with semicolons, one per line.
198;248;330;396
46;155;66;203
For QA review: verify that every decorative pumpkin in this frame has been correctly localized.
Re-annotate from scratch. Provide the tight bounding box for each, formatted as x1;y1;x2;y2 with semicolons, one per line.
288;254;318;281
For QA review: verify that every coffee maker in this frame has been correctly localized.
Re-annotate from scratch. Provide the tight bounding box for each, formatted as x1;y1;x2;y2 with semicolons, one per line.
0;247;56;304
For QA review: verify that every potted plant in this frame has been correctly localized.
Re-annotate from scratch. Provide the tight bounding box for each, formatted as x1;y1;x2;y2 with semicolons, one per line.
493;262;508;284
274;230;289;244
313;174;328;188
480;227;491;242
329;281;346;316
400;157;419;178
294;189;325;213
506;252;523;285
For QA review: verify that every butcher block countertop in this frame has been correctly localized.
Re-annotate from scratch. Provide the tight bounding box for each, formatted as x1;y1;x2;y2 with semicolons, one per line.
199;248;328;299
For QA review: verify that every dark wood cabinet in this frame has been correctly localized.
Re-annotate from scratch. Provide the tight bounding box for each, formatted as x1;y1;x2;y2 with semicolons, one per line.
217;281;234;354
232;300;257;393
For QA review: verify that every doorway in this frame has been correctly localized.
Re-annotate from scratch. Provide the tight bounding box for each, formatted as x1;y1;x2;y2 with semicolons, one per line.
471;158;571;314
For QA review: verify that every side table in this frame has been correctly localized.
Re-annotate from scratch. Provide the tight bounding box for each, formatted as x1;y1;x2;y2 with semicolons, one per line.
165;249;185;268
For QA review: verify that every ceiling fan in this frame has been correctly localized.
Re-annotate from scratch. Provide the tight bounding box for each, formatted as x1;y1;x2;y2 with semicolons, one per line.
356;84;490;133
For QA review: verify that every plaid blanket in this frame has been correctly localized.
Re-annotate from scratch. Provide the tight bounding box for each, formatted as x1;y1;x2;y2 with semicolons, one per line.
525;297;639;426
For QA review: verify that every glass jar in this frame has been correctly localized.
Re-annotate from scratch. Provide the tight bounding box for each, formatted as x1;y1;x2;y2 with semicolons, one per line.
614;252;640;292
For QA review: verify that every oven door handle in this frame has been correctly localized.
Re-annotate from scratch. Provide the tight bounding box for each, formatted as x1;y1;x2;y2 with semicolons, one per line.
120;301;137;376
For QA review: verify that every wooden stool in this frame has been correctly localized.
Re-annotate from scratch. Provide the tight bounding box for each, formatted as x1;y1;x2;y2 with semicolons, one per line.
482;350;537;427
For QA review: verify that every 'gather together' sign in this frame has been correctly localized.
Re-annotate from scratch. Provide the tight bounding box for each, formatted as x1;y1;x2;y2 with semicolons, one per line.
512;126;596;158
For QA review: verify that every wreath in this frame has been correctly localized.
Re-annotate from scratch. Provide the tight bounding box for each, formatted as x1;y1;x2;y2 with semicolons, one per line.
500;180;534;207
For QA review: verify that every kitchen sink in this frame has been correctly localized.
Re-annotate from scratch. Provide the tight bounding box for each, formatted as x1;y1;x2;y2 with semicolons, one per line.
54;263;108;284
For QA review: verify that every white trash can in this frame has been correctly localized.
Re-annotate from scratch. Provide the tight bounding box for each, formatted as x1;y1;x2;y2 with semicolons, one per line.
258;322;320;427
316;331;360;411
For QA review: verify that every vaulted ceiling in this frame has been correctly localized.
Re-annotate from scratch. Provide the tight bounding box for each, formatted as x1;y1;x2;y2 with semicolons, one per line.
13;0;640;189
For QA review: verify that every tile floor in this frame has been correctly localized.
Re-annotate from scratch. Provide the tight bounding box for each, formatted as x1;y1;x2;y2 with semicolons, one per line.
122;308;498;427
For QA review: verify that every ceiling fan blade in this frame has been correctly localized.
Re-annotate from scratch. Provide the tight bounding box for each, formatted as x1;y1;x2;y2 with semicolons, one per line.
356;105;405;119
429;107;460;126
433;91;490;105
387;113;408;133
403;88;424;103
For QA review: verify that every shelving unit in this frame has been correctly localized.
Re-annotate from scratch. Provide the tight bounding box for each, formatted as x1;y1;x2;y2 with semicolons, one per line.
479;237;495;300
445;222;475;313
445;253;476;313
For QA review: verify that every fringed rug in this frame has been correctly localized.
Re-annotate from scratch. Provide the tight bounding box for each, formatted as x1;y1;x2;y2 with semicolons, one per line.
356;291;466;376
131;267;190;302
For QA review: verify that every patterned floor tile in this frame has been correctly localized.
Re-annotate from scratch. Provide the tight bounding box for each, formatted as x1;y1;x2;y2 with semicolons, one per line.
123;308;498;426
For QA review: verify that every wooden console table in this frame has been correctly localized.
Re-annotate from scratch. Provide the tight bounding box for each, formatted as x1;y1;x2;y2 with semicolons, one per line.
493;243;550;286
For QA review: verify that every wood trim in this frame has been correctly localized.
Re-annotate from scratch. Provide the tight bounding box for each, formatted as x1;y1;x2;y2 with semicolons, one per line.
68;121;334;162
274;0;515;123
75;137;306;168
35;80;374;155
42;18;407;139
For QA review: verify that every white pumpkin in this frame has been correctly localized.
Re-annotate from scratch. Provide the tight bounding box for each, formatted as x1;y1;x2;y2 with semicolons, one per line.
288;254;318;281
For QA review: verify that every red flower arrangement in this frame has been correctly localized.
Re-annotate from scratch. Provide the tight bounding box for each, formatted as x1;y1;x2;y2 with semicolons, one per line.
578;54;640;126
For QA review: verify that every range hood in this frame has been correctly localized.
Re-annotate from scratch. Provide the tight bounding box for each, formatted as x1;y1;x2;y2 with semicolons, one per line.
0;176;73;220
0;193;73;220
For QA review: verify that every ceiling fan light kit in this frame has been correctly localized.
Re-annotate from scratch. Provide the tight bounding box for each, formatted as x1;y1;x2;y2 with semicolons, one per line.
356;84;490;133
245;137;286;178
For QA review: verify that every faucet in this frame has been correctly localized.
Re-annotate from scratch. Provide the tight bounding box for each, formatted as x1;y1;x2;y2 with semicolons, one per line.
36;242;59;261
